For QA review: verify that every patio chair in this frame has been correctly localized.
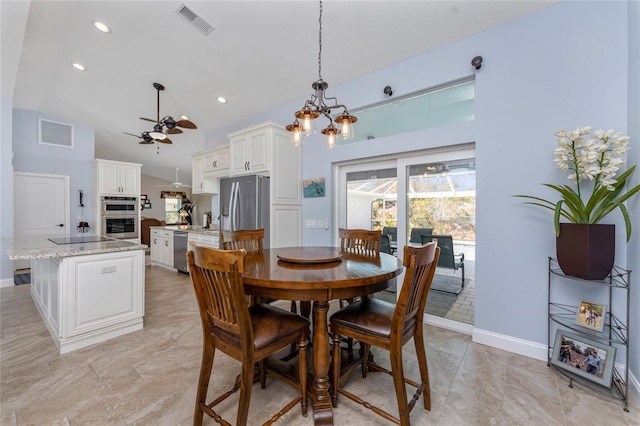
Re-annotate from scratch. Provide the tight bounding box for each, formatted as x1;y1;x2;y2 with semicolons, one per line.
421;234;465;288
409;227;433;245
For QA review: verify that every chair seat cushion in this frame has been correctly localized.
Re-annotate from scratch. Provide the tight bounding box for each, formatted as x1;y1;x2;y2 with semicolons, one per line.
250;303;310;350
331;297;414;339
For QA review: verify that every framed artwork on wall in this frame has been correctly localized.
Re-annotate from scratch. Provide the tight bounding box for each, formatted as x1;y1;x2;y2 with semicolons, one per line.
303;178;325;198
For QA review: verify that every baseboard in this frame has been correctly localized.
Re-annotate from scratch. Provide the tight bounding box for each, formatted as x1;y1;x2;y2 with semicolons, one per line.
472;327;548;361
425;314;473;336
0;277;15;288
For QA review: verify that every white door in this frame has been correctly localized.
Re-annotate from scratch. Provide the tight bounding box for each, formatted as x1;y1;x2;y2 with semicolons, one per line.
14;173;69;271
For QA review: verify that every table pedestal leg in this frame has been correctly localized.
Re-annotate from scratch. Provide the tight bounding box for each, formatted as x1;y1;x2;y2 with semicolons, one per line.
312;300;333;425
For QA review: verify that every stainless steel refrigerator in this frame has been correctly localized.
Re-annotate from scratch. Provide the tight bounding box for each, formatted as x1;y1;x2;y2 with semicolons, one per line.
219;175;270;248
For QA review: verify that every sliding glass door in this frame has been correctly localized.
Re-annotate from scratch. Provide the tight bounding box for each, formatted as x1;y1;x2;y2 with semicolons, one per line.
336;146;476;324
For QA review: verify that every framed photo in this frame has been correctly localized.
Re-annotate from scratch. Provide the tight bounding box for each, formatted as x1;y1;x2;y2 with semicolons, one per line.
551;330;616;387
575;300;606;332
303;177;325;198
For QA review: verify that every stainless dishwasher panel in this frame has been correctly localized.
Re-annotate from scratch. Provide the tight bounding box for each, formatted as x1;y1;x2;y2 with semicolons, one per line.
173;231;188;273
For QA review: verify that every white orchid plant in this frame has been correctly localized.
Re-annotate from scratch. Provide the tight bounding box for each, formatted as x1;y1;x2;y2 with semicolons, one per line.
515;126;640;241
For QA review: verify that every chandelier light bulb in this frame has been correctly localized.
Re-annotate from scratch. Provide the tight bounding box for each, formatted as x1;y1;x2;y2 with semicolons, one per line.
327;132;336;149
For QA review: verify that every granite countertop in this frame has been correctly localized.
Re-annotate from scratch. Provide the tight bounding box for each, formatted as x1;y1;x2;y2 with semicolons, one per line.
3;235;146;260
149;225;220;235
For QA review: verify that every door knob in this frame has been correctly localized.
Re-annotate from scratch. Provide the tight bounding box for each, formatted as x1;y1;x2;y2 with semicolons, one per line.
57;224;64;227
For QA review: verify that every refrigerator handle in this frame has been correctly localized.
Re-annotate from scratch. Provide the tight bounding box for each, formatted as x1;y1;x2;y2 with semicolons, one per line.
227;181;236;231
231;181;239;231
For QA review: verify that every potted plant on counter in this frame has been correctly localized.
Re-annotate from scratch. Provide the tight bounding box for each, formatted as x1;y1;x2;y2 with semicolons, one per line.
515;126;640;280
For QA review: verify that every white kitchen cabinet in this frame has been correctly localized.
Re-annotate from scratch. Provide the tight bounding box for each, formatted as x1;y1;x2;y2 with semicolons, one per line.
150;229;174;268
203;145;230;174
191;146;228;194
271;205;302;248
229;125;273;176
95;159;141;196
29;250;144;354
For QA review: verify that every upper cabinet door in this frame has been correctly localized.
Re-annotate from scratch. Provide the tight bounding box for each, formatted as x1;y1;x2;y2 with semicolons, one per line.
96;159;141;196
120;164;140;195
229;125;271;176
97;162;121;194
246;129;269;173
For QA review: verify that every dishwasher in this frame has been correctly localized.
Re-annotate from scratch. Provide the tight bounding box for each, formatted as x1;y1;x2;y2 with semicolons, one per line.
173;231;188;273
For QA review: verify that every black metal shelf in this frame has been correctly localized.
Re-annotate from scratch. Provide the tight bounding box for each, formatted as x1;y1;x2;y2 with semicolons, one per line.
547;257;631;412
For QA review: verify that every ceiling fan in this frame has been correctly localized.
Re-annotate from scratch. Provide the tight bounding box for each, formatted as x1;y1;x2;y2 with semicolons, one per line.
157;168;191;188
122;131;172;144
140;82;198;140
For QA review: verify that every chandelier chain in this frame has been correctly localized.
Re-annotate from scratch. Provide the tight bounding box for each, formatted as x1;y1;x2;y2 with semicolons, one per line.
318;0;323;80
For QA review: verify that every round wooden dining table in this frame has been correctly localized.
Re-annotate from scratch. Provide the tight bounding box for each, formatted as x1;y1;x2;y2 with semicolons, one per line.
242;247;403;425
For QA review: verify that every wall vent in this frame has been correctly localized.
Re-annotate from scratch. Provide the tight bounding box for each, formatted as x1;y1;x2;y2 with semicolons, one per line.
38;119;73;148
176;3;215;36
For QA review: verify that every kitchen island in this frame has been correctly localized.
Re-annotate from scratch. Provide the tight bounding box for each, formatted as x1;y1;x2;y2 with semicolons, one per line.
4;235;145;354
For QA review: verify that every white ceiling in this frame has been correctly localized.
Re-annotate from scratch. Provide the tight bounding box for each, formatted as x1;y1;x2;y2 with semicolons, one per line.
2;0;556;182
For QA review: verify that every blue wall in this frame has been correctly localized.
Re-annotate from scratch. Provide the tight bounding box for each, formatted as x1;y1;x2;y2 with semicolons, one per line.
12;109;96;234
204;0;639;386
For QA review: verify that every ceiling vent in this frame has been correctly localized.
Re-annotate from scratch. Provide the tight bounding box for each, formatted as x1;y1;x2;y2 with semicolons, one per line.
38;119;73;148
176;3;215;36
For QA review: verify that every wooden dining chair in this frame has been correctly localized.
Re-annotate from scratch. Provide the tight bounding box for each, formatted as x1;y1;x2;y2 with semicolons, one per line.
330;242;440;425
188;246;310;426
220;228;302;314
338;228;382;255
220;228;265;252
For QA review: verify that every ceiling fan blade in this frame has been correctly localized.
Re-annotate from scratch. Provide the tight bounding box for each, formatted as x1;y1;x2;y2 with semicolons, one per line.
140;117;158;123
123;132;142;138
139;140;155;145
176;119;197;129
156;137;172;144
166;128;183;134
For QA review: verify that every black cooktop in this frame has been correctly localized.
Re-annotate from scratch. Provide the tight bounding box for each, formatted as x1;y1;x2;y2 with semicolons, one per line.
48;236;112;245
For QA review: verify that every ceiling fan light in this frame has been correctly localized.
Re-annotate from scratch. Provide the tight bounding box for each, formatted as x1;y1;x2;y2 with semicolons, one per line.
149;131;166;140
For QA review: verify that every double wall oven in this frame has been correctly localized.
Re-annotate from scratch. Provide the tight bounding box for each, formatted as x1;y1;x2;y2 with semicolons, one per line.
101;196;138;239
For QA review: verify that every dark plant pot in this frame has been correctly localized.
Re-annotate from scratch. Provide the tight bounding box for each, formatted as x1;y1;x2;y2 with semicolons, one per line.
556;223;615;280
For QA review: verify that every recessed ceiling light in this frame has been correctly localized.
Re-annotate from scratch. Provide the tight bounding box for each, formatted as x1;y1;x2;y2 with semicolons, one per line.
217;97;227;104
180;115;190;120
72;62;86;71
93;21;111;33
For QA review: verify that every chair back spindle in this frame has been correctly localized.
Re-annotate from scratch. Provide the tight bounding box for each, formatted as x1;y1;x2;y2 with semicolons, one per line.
339;228;382;255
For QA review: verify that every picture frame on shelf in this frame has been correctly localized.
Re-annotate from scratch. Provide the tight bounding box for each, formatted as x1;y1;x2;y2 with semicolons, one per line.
551;330;616;388
575;300;606;332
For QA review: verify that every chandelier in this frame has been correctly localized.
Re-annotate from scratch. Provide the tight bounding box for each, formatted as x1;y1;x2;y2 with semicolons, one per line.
286;0;357;149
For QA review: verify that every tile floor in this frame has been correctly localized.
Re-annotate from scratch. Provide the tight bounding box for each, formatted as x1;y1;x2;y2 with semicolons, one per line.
1;265;637;425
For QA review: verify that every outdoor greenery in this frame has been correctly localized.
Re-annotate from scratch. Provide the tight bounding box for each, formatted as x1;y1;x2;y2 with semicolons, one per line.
408;197;475;241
